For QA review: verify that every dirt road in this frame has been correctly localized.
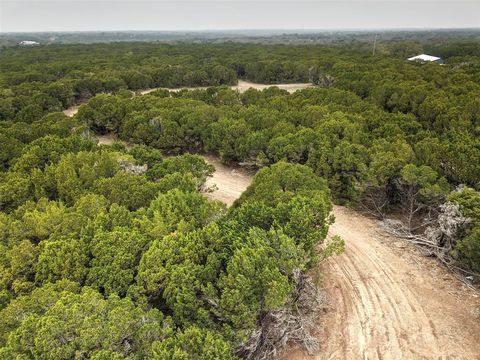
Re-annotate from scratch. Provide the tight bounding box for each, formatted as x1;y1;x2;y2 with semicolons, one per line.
80;135;480;358
291;206;480;360
202;155;253;206
231;80;314;93
202;157;480;360
140;80;314;95
63;80;313;117
63;105;80;117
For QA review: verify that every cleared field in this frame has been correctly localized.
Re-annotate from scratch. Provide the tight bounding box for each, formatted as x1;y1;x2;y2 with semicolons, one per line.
96;133;117;146
141;80;314;95
202;157;480;360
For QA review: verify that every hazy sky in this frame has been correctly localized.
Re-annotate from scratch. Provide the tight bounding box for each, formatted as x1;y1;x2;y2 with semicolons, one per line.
1;0;479;32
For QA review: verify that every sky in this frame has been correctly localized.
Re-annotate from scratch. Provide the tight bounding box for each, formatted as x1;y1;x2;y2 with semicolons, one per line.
1;0;479;33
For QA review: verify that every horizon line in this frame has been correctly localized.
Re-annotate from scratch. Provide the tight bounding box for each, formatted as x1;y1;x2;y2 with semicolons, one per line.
2;27;480;34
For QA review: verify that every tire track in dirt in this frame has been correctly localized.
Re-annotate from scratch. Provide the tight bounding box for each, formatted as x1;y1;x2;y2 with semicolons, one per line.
201;160;480;359
290;206;480;360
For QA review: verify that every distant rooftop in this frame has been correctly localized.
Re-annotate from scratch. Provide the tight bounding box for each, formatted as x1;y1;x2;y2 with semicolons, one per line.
19;40;40;46
407;54;442;62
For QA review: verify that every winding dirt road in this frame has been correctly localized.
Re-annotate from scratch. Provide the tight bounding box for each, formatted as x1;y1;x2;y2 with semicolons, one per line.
203;157;480;360
301;206;480;360
79;110;480;358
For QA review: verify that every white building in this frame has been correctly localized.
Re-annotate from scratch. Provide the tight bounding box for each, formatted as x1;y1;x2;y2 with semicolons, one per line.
407;54;444;64
19;40;40;46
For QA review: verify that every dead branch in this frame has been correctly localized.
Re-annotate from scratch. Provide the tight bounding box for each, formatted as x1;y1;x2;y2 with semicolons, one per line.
235;269;327;360
381;202;478;291
359;185;389;219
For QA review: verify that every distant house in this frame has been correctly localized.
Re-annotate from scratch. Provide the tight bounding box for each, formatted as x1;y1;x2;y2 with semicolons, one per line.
19;40;40;46
407;54;444;64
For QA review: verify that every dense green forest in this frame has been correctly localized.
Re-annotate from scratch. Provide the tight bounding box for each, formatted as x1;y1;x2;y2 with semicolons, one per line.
0;41;479;359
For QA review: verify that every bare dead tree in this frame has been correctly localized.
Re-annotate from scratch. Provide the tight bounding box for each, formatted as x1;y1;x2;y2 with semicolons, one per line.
118;159;147;175
384;202;469;259
400;181;424;232
235;269;327;360
308;66;334;88
424;202;470;264
359;184;389;219
382;202;475;287
357;178;394;219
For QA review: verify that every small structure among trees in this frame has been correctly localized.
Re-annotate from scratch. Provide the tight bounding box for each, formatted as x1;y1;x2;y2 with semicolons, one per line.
18;40;40;46
407;54;444;64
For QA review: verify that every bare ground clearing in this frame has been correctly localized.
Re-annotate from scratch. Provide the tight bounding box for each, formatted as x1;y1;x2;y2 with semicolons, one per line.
202;157;480;360
231;80;314;93
63;80;314;117
96;133;117;146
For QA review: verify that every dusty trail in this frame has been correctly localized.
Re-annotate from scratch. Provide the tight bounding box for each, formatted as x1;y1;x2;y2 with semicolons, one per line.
303;206;480;360
140;80;314;95
202;157;480;360
63;80;314;117
202;155;254;206
231;80;314;93
63;105;80;117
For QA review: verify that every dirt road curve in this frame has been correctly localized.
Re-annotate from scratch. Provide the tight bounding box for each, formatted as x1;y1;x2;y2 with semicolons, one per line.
140;80;314;95
290;206;480;360
231;80;314;93
203;155;253;206
63;80;314;117
202;157;480;360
